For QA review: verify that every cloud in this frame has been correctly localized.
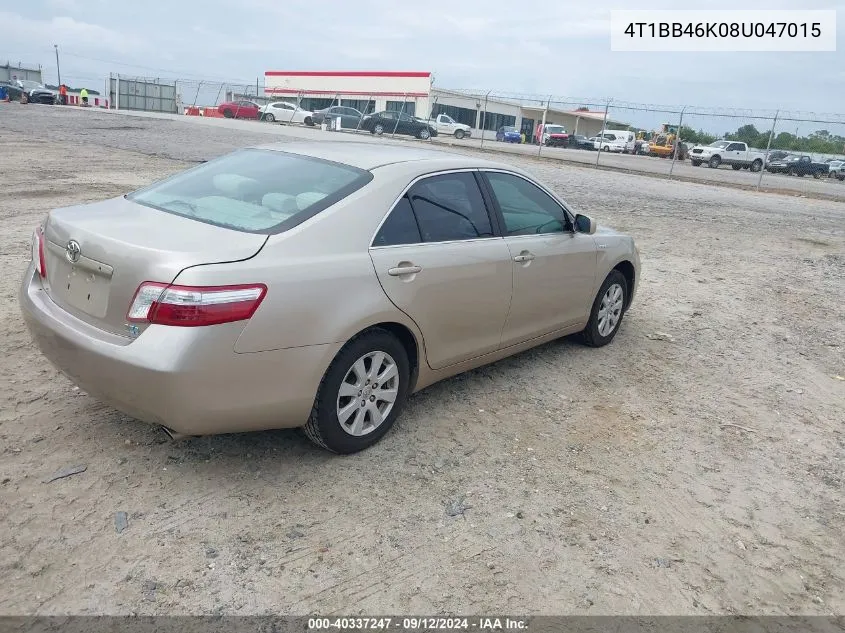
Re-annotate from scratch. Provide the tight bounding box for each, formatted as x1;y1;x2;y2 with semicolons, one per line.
0;11;145;53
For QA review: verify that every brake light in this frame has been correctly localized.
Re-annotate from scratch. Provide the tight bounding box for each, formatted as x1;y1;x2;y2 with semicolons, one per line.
31;227;47;279
127;282;267;327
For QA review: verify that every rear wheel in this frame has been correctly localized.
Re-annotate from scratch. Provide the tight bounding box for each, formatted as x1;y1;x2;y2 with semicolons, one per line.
581;271;628;348
374;123;384;135
304;116;313;126
691;160;701;167
454;129;465;140
813;171;822;179
837;174;844;181
732;164;742;170
304;329;410;454
750;159;762;172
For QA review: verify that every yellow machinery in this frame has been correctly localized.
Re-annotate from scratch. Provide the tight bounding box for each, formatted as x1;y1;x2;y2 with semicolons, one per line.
649;124;683;159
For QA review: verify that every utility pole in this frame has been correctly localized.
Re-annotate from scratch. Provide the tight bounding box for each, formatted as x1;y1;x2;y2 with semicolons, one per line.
54;45;61;87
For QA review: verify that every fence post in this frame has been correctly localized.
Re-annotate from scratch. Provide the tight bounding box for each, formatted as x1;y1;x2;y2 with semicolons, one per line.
392;93;407;137
479;89;492;150
669;105;686;177
355;94;372;132
115;75;120;111
537;95;551;156
594;100;610;168
757;110;779;192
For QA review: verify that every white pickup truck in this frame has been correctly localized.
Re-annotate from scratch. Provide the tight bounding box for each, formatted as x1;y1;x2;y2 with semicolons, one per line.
689;140;766;172
425;113;472;139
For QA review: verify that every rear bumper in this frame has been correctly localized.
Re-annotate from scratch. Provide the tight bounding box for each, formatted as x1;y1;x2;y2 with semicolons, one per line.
19;266;340;436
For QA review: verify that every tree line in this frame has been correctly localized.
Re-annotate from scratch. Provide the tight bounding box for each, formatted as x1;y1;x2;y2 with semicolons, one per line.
677;124;845;155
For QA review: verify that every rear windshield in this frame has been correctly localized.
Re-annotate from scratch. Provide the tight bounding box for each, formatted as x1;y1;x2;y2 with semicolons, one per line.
127;148;372;234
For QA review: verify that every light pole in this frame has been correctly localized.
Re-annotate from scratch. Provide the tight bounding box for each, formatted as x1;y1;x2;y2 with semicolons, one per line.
54;44;61;87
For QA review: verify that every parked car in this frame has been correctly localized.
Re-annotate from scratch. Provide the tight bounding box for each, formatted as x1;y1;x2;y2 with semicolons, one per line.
260;101;313;125
425;113;472;139
0;80;26;102
360;111;436;139
542;124;568;147
15;80;56;104
826;159;845;180
20;142;640;453
765;150;790;165
594;134;627;153
496;126;521;143
602;130;636;153
217;100;261;119
689;140;765;171
565;135;591;150
765;154;829;178
311;106;365;129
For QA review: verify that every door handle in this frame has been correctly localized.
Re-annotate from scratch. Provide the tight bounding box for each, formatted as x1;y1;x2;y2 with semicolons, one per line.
513;253;536;263
388;265;422;276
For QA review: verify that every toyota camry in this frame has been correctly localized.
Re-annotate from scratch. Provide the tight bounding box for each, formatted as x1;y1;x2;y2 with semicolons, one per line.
20;142;640;453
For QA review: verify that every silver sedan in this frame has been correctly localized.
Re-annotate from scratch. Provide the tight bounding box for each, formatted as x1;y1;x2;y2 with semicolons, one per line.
20;142;640;453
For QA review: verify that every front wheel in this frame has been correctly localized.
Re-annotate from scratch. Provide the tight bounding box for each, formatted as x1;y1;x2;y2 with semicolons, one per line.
813;171;822;179
304;329;410;454
708;155;721;169
732;164;742;170
222;109;233;118
264;113;275;122
418;127;431;140
304;116;313;126
454;129;465;140
691;160;701;167
581;271;628;348
373;123;384;135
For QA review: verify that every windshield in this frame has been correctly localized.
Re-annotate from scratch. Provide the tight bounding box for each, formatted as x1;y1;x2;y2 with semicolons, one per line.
502;126;517;133
19;80;44;90
127;149;373;234
709;141;731;148
545;126;565;134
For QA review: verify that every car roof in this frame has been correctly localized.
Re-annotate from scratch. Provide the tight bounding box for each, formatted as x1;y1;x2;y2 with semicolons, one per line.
253;141;512;171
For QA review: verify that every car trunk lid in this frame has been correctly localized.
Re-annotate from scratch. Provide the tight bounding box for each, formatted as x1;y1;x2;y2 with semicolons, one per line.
42;196;267;337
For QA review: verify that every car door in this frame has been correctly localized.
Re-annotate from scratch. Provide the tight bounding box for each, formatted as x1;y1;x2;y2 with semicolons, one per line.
369;171;513;369
480;170;598;346
396;112;415;135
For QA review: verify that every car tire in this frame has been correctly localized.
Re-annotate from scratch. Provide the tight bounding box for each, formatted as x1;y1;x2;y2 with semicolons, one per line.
603;145;610;152
304;328;411;454
418;127;431;140
374;123;384;135
813;171;822;179
265;113;275;122
708;155;721;168
732;164;742;170
837;175;845;181
750;159;762;172
304;116;313;126
222;109;233;118
691;160;701;167
581;270;628;348
454;129;465;140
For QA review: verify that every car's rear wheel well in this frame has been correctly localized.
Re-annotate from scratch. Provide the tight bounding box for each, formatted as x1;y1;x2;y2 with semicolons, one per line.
613;261;636;309
355;323;420;391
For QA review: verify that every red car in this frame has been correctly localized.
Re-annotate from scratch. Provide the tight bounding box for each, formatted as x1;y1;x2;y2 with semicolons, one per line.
217;100;261;119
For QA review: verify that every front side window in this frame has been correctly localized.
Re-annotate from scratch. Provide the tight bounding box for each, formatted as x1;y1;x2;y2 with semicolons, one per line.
484;172;568;236
128;149;372;234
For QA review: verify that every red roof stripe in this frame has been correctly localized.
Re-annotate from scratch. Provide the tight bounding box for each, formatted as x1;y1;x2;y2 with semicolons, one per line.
266;88;429;97
265;71;431;78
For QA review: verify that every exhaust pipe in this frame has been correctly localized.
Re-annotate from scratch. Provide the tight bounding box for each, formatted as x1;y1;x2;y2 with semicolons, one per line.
160;425;194;441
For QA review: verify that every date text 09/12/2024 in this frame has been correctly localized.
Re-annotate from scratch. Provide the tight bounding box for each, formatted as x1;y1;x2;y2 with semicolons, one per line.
307;617;528;631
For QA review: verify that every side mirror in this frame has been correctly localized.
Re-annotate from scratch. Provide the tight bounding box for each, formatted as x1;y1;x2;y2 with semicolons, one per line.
575;214;596;235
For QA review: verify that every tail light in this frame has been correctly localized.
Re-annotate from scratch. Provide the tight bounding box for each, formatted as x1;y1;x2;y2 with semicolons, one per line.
31;227;47;279
127;282;267;327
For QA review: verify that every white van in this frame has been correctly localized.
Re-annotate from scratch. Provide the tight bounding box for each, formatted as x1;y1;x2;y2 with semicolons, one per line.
601;129;636;152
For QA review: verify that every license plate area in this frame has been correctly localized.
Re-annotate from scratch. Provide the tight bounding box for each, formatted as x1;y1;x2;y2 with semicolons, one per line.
45;241;113;318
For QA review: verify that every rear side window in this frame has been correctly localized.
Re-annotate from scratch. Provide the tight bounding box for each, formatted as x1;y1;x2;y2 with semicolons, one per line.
372;172;493;246
127;149;372;234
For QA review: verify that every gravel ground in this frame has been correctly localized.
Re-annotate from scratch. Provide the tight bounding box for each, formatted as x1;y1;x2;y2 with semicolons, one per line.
1;104;843;616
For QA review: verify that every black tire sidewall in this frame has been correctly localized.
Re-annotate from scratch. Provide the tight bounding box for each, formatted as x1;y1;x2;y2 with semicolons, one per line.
584;271;628;347
312;331;411;454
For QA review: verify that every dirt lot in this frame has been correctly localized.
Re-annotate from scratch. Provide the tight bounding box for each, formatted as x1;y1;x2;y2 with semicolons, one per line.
0;105;843;616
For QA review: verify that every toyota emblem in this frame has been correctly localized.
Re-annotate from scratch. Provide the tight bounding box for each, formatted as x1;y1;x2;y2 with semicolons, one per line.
65;240;81;264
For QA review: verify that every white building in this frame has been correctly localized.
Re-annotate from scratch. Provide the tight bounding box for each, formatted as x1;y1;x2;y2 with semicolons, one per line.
263;70;628;141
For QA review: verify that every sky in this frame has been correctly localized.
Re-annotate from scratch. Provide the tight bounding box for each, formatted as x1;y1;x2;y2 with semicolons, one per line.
2;0;844;135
